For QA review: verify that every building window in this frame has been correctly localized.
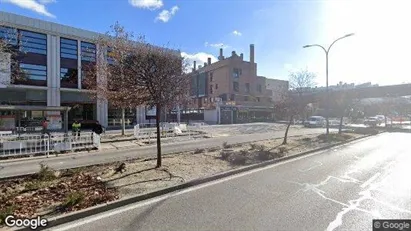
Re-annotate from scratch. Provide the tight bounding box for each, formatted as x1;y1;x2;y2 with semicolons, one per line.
60;38;78;59
107;46;115;64
16;63;47;86
257;84;262;93
19;30;47;55
233;82;239;92
246;83;250;93
0;26;18;46
61;68;78;88
215;83;218;89
209;85;213;94
256;97;260;102
209;72;213;82
233;68;241;78
81;41;96;62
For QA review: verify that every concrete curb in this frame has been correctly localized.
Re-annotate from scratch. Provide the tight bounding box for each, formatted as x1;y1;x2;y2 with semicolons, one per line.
18;133;377;231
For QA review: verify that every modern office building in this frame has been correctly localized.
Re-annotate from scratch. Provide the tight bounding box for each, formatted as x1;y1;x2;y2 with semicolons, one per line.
0;11;170;130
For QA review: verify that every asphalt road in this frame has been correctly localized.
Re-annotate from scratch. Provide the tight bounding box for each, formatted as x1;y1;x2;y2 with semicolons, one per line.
0;128;328;178
51;132;411;231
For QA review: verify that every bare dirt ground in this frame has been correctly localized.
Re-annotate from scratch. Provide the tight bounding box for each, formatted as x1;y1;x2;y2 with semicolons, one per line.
0;132;366;228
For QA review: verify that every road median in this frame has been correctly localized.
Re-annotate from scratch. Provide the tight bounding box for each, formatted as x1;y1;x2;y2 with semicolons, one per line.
0;131;378;230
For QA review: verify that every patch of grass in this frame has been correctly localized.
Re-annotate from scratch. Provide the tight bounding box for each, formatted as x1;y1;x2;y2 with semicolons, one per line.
317;133;353;142
193;148;205;154
24;180;43;191
352;127;379;135
278;146;287;154
62;191;85;208
207;147;220;152
301;137;312;142
0;205;16;225
250;144;266;151
222;142;232;149
34;164;57;181
220;150;232;160
229;154;247;165
256;150;272;161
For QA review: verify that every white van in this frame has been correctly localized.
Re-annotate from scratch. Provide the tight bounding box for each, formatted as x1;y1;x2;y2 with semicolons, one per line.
304;116;326;128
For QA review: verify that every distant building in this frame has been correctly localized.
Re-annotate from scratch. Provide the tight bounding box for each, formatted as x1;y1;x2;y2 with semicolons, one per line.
185;45;284;124
265;78;289;102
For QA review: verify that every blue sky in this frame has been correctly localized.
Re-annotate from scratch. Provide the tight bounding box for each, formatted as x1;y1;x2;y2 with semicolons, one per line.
1;0;411;86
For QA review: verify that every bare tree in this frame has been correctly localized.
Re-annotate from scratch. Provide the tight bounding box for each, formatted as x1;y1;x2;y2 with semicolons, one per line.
331;90;360;133
126;43;190;167
83;22;145;135
274;69;316;144
288;69;316;123
0;27;27;87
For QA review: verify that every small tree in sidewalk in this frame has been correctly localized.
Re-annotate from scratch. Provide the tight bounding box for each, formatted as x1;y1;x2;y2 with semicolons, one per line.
331;90;360;133
82;22;145;135
274;93;301;144
126;44;190;168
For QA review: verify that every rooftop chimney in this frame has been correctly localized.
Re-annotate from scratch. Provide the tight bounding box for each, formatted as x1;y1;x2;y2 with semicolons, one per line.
193;61;196;71
207;57;211;65
231;51;237;57
218;48;224;60
240;53;243;60
250;44;255;63
204;62;207;67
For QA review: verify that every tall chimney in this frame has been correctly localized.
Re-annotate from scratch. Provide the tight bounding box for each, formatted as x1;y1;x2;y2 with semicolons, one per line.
218;48;224;60
193;61;196;71
207;57;211;65
250;44;255;63
240;53;243;60
204;62;207;67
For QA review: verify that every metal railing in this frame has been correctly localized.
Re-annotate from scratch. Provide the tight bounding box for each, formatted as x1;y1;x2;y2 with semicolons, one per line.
0;132;100;158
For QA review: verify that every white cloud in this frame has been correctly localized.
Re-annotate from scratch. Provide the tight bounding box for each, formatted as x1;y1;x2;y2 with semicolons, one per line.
128;0;163;10
181;51;218;72
1;0;56;18
204;42;230;49
155;5;179;23
232;30;242;36
38;0;56;4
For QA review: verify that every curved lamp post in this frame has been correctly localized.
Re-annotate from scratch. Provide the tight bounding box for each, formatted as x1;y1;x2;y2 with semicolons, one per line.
303;33;354;137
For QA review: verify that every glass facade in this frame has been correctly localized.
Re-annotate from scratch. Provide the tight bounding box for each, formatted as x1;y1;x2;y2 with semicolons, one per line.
20;30;47;55
81;41;96;62
60;38;78;59
1;26;48;86
60;38;78;88
0;26;18;45
81;41;96;89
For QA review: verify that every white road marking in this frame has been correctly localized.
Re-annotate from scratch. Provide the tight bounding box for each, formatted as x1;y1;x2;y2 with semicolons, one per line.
360;173;381;189
50;149;331;231
299;161;323;172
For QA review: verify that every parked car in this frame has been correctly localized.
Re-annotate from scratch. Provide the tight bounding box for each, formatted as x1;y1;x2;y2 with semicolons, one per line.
304;116;326;128
375;115;385;123
364;117;380;127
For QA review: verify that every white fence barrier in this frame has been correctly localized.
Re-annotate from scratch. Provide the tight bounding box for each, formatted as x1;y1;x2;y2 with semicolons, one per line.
0;132;100;158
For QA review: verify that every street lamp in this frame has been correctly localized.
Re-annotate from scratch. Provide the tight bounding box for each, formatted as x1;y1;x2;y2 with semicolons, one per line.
303;33;354;137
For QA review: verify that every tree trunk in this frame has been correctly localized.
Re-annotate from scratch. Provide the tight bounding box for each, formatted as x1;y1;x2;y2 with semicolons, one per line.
121;108;125;136
155;104;162;168
338;115;344;134
283;116;293;145
384;115;387;128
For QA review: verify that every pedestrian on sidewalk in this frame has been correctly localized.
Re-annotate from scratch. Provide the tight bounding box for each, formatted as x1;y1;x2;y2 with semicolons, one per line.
72;120;81;138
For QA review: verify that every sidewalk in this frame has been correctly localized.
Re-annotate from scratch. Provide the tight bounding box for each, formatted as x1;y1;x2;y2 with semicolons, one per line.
0;128;329;178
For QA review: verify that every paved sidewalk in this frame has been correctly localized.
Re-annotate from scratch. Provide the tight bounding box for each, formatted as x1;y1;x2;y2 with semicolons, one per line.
0;128;331;178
